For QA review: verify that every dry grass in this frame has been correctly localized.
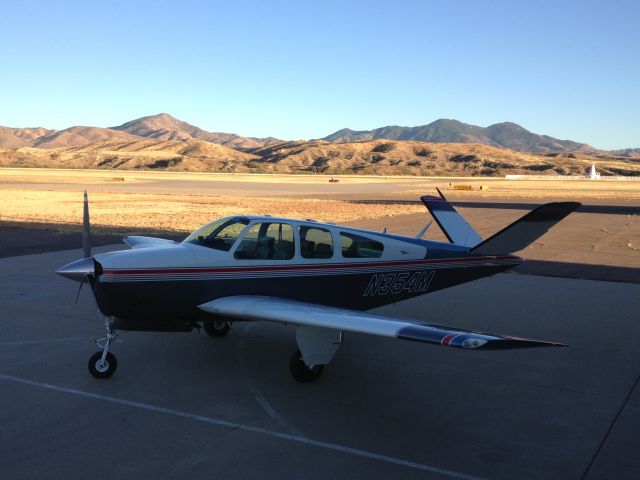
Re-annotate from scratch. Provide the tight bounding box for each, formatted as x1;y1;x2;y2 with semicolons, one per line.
0;189;425;234
1;169;638;269
1;169;639;234
398;179;640;201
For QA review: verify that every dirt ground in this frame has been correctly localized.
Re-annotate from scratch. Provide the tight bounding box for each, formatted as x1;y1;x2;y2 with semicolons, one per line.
1;168;638;282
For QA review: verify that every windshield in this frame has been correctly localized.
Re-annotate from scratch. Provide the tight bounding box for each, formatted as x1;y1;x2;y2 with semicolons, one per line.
183;216;250;251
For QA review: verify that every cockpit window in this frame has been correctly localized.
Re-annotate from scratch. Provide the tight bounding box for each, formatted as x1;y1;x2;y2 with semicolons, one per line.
183;217;250;251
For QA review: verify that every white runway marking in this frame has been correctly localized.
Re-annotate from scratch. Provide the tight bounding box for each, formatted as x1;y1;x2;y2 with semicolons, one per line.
0;335;92;346
0;372;486;480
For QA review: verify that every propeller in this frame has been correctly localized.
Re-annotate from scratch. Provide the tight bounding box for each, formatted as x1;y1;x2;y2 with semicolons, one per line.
55;191;95;282
82;190;91;258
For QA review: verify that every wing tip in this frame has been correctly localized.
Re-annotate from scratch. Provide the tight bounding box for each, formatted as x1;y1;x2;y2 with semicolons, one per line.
479;338;568;350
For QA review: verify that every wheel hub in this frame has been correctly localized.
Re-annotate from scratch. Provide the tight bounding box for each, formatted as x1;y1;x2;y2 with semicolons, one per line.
95;360;109;372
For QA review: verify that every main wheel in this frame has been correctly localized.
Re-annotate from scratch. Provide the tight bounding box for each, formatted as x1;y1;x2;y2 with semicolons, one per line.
289;349;324;383
203;319;231;337
88;351;117;379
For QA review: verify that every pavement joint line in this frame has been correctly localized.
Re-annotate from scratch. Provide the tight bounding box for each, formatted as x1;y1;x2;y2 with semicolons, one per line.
0;371;487;480
236;321;305;438
579;370;640;480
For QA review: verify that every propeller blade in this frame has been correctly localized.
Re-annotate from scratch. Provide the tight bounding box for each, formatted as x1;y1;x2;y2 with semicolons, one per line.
82;190;91;258
74;274;89;303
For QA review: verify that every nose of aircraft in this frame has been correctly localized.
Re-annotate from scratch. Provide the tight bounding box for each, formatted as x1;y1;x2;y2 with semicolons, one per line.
55;257;95;282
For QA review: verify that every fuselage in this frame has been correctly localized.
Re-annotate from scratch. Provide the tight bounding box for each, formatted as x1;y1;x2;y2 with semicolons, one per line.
84;215;522;330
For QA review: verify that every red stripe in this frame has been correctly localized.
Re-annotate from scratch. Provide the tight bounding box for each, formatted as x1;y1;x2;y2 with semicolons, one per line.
101;255;520;276
441;334;457;346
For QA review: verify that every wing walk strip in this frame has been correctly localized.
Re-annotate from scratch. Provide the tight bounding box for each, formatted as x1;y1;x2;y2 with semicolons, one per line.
100;256;522;282
0;373;486;480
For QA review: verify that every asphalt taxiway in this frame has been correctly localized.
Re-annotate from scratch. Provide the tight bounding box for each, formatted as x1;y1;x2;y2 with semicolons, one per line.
1;247;639;479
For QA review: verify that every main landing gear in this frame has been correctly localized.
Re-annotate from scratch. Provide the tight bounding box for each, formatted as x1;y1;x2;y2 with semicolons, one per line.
88;318;119;379
289;349;324;383
203;319;232;337
289;327;343;383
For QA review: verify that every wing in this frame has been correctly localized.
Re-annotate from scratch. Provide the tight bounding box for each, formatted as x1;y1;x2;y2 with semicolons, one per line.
122;236;178;249
198;296;564;350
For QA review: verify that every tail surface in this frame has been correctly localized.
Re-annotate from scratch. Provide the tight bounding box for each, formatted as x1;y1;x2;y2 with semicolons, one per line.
470;202;581;256
420;188;482;247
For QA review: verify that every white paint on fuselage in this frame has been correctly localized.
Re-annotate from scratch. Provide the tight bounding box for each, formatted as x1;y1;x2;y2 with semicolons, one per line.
97;216;429;271
95;245;195;270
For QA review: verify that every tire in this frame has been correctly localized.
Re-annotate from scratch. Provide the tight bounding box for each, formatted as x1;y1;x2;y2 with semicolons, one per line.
203;319;231;337
289;349;323;383
88;351;117;379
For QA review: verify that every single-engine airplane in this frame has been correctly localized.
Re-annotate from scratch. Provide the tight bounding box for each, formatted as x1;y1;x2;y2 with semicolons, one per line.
56;190;580;382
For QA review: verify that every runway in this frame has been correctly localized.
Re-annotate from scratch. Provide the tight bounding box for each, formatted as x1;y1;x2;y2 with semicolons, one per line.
1;247;639;479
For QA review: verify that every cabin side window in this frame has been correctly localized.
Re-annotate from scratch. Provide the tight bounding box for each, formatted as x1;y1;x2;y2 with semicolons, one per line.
234;222;295;260
340;232;384;258
299;226;333;259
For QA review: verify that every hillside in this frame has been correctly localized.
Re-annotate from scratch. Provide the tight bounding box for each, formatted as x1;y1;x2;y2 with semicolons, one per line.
248;140;640;176
609;148;640;158
33;126;146;148
322;119;597;154
112;113;278;149
0;138;259;171
3;138;639;176
0;126;56;148
0;114;280;151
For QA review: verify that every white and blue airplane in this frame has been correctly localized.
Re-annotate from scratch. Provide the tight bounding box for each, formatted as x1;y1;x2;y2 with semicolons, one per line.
56;190;580;382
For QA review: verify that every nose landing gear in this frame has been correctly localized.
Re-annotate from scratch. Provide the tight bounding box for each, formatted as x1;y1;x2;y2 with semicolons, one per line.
88;318;119;379
88;351;117;378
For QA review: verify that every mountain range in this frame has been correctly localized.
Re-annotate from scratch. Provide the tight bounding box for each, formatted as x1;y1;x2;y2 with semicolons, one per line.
0;114;278;150
322;119;597;154
1;113;636;154
1;114;638;176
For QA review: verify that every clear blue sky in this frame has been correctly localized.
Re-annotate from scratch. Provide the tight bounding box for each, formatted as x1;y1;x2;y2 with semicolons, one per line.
1;0;638;149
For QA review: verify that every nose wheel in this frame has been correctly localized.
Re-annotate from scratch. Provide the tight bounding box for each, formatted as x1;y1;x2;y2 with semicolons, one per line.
88;317;119;379
88;351;117;378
